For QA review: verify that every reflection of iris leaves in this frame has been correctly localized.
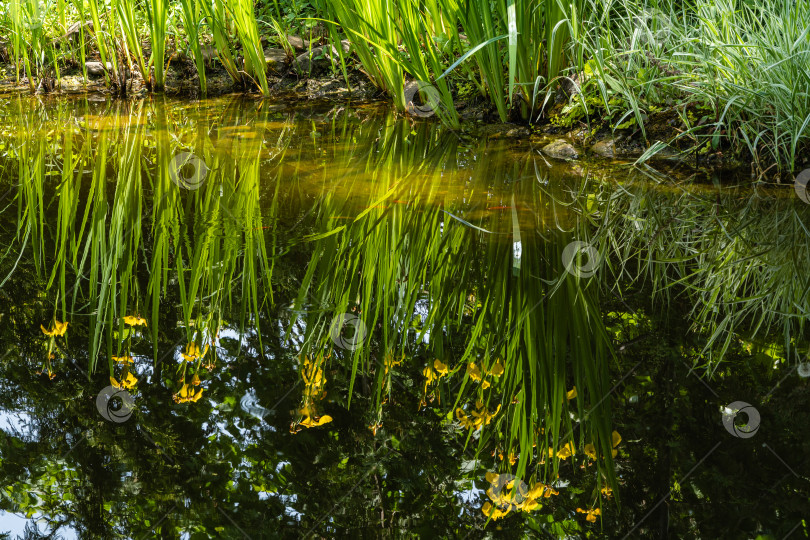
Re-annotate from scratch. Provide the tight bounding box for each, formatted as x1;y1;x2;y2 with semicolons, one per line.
9;98;810;534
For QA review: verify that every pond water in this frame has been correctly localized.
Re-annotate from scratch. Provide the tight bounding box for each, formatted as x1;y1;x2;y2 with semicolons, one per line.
0;94;808;538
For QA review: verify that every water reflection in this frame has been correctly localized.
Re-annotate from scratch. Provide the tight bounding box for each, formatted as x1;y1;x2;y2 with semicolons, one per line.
0;94;808;538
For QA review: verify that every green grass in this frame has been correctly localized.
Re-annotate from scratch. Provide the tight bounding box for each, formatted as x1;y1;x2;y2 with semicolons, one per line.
2;0;810;173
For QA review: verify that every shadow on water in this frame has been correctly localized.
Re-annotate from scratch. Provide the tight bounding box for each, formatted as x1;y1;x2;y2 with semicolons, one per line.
0;94;808;538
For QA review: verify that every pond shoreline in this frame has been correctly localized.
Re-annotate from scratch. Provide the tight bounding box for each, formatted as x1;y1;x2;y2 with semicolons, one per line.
0;54;747;173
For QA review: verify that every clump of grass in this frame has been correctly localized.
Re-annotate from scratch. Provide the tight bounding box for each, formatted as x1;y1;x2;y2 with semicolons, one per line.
577;0;810;175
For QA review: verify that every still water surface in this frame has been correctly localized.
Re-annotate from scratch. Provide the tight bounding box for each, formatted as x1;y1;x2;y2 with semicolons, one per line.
0;94;807;538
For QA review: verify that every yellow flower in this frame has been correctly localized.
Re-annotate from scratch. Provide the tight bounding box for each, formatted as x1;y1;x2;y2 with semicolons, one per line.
611;430;622;458
112;355;134;365
527;482;559;499
489;359;504;377
576;507;602;523
467;362;483;381
181;342;209;362
549;441;575;460
566;386;577;400
584;431;622;460
299;414;332;428
110;372;137;389
433;359;448;376
191;373;201;386
601;486;613;499
122;315;147;327
383;354;402;375
41;320;68;337
470;402;501;428
423;366;436;382
456;408;475;430
173;383;203;403
482;501;510;521
521;498;541;512
174;383;191;402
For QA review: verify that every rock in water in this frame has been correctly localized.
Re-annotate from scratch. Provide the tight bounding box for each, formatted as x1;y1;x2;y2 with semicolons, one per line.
590;139;615;158
85;61;110;77
542;140;579;160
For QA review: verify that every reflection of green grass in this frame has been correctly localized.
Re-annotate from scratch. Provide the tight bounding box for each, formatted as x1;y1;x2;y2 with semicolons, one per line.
572;170;810;367
287;118;620;497
7;97;810;524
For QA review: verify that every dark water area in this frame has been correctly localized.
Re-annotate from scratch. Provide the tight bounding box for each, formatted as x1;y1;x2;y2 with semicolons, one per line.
0;93;807;539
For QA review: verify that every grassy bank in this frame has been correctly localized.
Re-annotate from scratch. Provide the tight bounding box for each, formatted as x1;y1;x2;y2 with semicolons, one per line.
1;0;808;177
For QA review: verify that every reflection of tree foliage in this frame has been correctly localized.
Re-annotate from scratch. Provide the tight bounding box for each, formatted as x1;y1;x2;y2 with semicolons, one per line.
0;95;808;538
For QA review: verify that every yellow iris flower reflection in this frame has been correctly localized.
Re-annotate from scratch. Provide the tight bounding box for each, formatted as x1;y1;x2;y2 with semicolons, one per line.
110;372;138;390
173;338;213;405
482;472;559;520
583;430;623;461
456;401;501;431
122;315;147;327
173;383;204;403
41;320;69;337
291;355;333;433
466;359;504;389
577;506;602;523
40;320;69;379
421;359;449;406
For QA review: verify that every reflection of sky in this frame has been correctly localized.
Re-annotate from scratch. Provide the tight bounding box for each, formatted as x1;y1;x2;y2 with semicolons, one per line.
0;410;33;435
0;413;79;539
0;509;78;539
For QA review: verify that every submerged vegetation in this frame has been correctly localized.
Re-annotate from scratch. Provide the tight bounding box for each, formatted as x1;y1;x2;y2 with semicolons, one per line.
0;0;809;175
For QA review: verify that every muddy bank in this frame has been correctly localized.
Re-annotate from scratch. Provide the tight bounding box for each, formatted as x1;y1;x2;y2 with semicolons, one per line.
0;43;742;172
